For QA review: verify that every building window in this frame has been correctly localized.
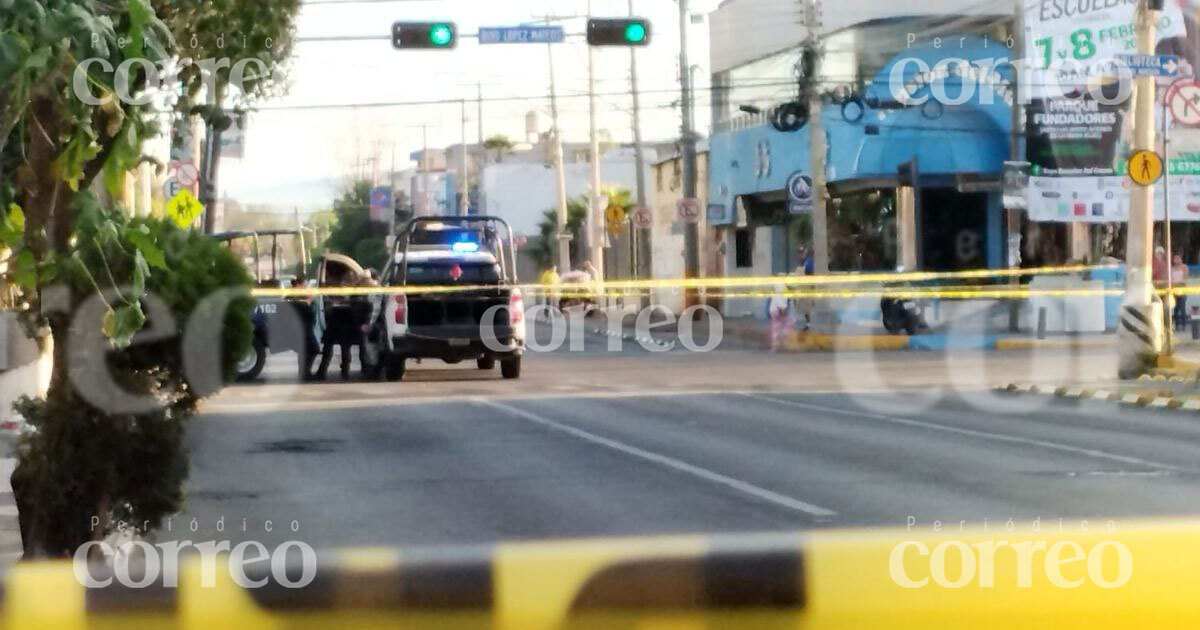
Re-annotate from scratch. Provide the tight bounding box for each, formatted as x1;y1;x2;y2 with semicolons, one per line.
735;228;753;268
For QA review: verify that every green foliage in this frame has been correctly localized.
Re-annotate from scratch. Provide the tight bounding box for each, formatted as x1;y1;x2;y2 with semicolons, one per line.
530;189;633;270
0;0;280;558
482;134;514;151
150;0;301;114
1;0;171;241
322;180;389;271
828;191;896;271
12;203;253;556
482;134;515;163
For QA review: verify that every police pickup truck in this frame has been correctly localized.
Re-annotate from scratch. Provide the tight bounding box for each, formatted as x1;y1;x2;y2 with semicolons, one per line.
371;217;525;381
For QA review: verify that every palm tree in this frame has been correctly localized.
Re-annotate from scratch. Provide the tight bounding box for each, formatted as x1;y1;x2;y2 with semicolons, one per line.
482;134;515;164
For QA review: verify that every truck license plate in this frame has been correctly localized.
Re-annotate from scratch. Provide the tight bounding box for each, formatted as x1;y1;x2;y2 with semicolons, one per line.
449;338;470;347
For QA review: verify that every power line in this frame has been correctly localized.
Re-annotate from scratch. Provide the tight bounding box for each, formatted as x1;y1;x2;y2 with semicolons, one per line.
251;80;804;112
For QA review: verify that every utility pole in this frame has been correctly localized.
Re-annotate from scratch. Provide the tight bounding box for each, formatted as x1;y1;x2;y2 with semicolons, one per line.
1005;0;1024;332
804;0;829;274
629;0;650;282
1119;0;1165;377
679;0;700;295
476;82;486;214
421;123;432;217
547;28;572;273
460;98;469;216
587;0;606;284
477;82;484;146
389;142;398;239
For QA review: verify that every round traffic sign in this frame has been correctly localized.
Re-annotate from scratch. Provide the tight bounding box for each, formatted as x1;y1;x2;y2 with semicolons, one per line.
1168;80;1200;126
676;198;701;223
175;162;200;187
1127;149;1165;186
632;207;652;230
787;171;812;203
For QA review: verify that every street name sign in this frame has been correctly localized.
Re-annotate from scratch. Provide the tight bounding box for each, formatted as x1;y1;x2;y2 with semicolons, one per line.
478;26;565;44
1115;54;1180;78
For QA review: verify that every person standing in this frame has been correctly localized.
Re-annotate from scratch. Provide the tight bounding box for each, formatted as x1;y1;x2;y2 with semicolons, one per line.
1153;246;1169;287
767;283;795;352
316;274;360;381
1173;254;1190;331
538;265;560;310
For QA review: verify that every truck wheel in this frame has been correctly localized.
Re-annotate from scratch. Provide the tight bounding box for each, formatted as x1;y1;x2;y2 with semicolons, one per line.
236;342;267;382
500;357;521;379
384;356;407;382
477;357;496;370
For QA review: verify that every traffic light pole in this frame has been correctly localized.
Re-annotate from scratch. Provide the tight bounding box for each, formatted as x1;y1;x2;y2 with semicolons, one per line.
1119;0;1165;378
546;34;572;273
587;0;606;285
629;0;650;285
460;98;469;216
805;0;829;274
679;0;700;297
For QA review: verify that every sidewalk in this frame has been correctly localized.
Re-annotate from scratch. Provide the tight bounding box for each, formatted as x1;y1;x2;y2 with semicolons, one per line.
621;312;1125;353
582;303;1200;353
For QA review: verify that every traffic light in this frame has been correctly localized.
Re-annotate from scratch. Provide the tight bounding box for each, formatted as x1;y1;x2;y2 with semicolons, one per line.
586;18;651;46
392;21;457;49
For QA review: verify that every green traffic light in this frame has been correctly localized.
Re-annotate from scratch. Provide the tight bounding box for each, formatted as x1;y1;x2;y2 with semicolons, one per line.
624;22;647;43
430;23;454;46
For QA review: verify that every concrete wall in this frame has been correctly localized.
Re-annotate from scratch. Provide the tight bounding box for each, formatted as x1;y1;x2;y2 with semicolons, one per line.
0;313;50;428
650;153;711;313
721;225;776;319
481;150;646;237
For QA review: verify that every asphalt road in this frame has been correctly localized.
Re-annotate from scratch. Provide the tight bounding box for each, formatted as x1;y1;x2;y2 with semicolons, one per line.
171;327;1200;551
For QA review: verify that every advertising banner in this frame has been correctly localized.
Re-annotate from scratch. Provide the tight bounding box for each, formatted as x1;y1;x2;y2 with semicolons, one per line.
1025;0;1187;101
1025;0;1200;221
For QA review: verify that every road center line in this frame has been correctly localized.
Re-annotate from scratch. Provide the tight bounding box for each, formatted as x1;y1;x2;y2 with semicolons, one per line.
476;398;837;519
740;393;1197;474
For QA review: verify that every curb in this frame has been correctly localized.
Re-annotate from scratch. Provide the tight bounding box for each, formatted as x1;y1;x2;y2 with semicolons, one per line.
780;332;1115;353
1002;381;1199;412
994;338;1115;351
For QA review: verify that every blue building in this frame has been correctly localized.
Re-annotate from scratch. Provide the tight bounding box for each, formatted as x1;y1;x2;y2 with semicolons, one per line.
707;16;1016;285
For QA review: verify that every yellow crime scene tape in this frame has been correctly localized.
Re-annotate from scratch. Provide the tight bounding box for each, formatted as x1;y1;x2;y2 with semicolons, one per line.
4;519;1197;629
250;263;1121;300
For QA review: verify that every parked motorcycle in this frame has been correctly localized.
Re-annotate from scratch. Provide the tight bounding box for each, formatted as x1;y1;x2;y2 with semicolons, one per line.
880;295;927;335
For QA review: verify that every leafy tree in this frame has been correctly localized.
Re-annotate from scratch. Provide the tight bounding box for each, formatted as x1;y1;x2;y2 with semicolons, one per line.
0;0;262;556
148;0;301;230
482;134;515;163
13;205;253;556
323;180;389;272
532;194;592;267
528;190;637;271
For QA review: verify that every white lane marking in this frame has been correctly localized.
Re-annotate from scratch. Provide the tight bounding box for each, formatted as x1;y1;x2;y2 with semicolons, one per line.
0;506;17;517
476;398;837;518
740;393;1197;474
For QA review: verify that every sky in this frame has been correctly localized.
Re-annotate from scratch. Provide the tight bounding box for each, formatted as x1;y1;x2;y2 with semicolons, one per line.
220;0;721;211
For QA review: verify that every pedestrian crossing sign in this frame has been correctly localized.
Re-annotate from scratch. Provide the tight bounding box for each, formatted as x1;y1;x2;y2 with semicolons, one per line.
1128;149;1164;187
167;189;204;228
